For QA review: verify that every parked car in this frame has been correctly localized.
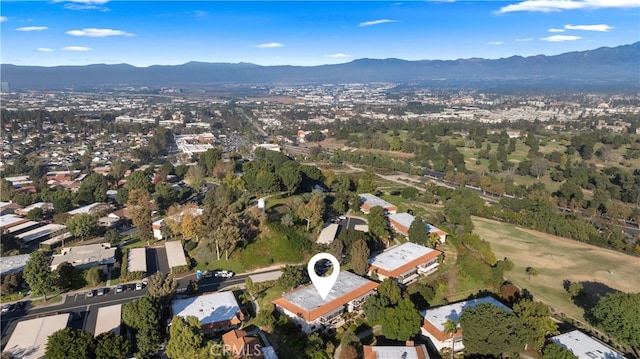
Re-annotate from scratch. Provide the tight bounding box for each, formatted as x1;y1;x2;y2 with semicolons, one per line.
71;312;83;321
202;270;213;278
115;284;123;293
86;290;95;298
96;288;106;296
1;304;12;313
215;270;234;278
135;282;143;290
14;301;25;310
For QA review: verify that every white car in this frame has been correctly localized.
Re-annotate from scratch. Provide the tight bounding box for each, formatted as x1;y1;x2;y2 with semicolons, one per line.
135;282;143;290
215;270;234;278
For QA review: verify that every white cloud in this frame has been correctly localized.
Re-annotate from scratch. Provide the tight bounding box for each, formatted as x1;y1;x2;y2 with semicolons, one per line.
541;35;582;42
53;0;110;11
549;28;566;32
565;24;613;31
515;38;534;41
328;53;350;58
194;10;209;19
496;0;639;13
358;19;398;27
16;26;48;32
0;16;7;22
37;48;54;52
253;42;284;48
66;28;133;37
62;46;92;51
488;41;504;45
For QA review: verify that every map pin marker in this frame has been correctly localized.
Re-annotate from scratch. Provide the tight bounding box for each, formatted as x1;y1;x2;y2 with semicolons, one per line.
307;252;340;300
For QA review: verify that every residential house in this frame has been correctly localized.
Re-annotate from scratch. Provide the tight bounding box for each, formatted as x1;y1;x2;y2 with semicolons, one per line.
273;271;378;334
0;201;20;215
359;193;398;215
363;343;430;359
388;213;448;243
222;329;279;359
368;242;441;286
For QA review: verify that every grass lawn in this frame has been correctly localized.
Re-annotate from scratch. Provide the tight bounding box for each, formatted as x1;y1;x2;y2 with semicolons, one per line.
472;216;640;323
1;291;27;303
31;293;63;307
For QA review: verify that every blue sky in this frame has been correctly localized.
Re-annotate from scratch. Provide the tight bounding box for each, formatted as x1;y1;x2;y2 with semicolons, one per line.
1;1;638;67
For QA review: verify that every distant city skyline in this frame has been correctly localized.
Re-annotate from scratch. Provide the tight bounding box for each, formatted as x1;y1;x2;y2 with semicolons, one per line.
1;0;638;67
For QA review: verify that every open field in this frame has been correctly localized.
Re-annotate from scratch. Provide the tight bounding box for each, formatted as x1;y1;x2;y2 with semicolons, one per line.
473;216;640;321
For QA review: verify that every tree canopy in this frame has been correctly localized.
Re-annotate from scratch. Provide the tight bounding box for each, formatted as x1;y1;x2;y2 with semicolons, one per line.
23;250;55;300
459;302;527;356
589;292;640;349
45;328;96;359
166;315;210;359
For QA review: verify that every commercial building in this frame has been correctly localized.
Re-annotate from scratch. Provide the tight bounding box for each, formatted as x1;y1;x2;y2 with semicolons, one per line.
50;243;117;271
171;291;243;334
550;330;626;359
363;343;430;359
317;223;340;244
359;194;398;214
273;271;379;333
421;296;512;352
3;313;70;359
369;242;441;286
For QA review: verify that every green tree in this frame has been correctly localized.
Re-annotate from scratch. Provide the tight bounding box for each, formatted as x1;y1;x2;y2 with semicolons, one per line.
542;342;577;359
45;328;95;359
276;165;302;194
377;279;402;306
85;266;103;286
23;250;55;301
127;189;153;243
136;328;161;359
278;265;309;290
378;298;422;341
26;207;44;221
567;281;584;298
146;271;178;303
459;302;527;356
589;292;640;349
254;303;276;331
513;299;559;350
367;206;389;240
66;213;98;239
77;172;108;204
55;261;75;291
408;217;429;245
0;179;13;201
401;187;419;200
126;170;153;192
526;266;539;280
104;229;121;246
296;192;325;232
197;148;222;176
358;170;377;193
155;182;178;214
166;315;209;359
94;331;131;359
350;239;370;276
443;317;459;359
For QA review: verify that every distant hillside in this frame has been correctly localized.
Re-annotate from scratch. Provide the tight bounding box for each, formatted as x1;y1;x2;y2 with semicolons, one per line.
1;42;638;90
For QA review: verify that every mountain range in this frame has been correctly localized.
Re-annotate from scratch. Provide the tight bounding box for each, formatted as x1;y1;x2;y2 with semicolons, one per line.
1;42;638;90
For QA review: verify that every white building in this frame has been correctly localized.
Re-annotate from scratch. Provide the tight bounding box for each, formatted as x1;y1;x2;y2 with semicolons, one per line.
550;330;626;359
273;271;378;334
171;291;243;334
368;242;441;286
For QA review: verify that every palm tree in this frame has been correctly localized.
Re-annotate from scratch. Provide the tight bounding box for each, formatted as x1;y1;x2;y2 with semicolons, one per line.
443;317;459;359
